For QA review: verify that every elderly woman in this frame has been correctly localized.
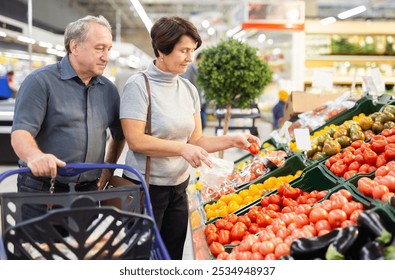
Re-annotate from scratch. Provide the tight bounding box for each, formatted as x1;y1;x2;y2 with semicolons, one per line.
120;16;260;259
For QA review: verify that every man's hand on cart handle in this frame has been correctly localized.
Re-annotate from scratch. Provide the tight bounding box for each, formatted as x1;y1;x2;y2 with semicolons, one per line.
27;153;66;178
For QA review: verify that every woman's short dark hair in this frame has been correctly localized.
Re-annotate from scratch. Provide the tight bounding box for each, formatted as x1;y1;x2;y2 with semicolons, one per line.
150;16;202;58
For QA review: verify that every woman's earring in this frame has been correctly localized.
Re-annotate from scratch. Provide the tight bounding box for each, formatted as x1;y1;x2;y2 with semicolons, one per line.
160;57;164;61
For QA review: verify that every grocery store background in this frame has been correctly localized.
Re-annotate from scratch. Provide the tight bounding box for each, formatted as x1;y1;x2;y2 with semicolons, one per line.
1;0;395;260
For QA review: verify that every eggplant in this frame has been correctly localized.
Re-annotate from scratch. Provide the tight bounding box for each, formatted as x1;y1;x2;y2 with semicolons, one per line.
290;228;340;260
356;210;393;245
325;225;360;260
360;240;385;260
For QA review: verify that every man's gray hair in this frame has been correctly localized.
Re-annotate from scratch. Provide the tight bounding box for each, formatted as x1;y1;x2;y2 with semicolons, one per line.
64;15;112;53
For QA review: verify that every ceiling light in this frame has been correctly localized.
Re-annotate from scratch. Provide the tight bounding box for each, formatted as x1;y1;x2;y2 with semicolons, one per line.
0;31;7;37
337;5;367;20
17;35;36;44
201;20;210;29
38;41;53;48
258;34;266;43
130;0;152;33
320;17;336;25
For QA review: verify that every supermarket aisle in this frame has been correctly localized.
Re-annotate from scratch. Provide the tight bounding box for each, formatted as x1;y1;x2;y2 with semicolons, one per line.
0;118;273;260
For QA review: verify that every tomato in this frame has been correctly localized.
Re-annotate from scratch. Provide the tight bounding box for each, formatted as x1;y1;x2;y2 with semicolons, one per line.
268;193;282;205
248;223;260;234
266;203;281;212
295;213;310;228
342;201;359;217
204;223;217;236
250;251;265;260
375;175;395;192
260;196;270;207
354;154;365;164
295;204;312;215
309;207;329;223
235;251;252;260
315;219;332;232
359;163;371;173
349;209;363;223
330;195;349;210
375;165;390;177
255;213;273;227
282;185;302;199
376;154;387;168
327;209;347;228
282;197;298;207
258;240;275;256
330;162;348;177
216;251;230;260
343;170;358;179
357;177;377;196
274;243;290;259
206;231;219;244
370;139;387;154
224;213;238;224
209;241;225;257
230;225;246;241
348;161;361;171
336;189;353;201
217;229;230;245
237;215;252;228
248;143;260;155
381;192;394;202
372;184;390;200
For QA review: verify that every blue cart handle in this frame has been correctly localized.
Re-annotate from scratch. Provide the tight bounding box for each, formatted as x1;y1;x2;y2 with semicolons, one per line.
0;162;154;217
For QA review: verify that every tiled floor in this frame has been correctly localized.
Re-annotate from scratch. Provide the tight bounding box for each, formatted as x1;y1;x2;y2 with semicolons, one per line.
0;118;274;260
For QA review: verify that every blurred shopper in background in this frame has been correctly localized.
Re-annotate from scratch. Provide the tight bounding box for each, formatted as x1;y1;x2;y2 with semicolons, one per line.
181;52;206;129
7;70;19;98
11;15;125;221
0;67;14;100
120;16;261;259
272;89;289;129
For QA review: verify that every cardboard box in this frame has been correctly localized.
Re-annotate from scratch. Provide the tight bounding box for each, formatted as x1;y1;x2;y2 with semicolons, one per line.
282;91;343;122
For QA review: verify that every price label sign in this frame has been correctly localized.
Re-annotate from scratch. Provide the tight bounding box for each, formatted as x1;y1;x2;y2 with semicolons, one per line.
294;128;311;151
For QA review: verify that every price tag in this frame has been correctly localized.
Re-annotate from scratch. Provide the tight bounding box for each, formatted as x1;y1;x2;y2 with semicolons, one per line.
371;68;385;96
294;128;311;151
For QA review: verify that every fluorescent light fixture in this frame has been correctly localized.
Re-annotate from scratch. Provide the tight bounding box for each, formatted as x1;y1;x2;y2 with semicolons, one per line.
17;35;36;44
320;17;336;25
257;34;266;43
38;41;53;48
0;31;7;37
130;0;152;33
55;44;64;51
338;5;367;20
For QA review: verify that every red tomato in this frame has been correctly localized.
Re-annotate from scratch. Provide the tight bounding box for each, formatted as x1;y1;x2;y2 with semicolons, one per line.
248;143;260;155
230;225;246;241
327;209;347;228
315;219;332;232
256;213;273;227
268;193;282;205
282;185;302;199
372;184;390;200
375;165;390;177
375;175;395;192
250;252;265;260
357;177;376;196
209;241;225;257
295;204;312;215
224;213;238;224
295;213;310;228
258;240;275;256
216;251;229;260
237;215;252;228
248;223;260;234
381;192;394;202
217;229;230;245
330;195;349;210
344;170;358;179
204;223;217;236
342;201;359;217
274;243;290;259
309;207;329;223
206;232;219;244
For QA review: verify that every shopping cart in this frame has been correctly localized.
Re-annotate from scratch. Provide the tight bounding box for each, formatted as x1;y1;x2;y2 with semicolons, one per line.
0;162;170;260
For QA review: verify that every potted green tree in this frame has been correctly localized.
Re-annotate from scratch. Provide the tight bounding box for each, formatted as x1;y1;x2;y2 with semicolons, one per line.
197;38;272;156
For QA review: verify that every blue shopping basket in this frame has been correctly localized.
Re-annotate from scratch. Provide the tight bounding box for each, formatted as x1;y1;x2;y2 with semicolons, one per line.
0;163;170;260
